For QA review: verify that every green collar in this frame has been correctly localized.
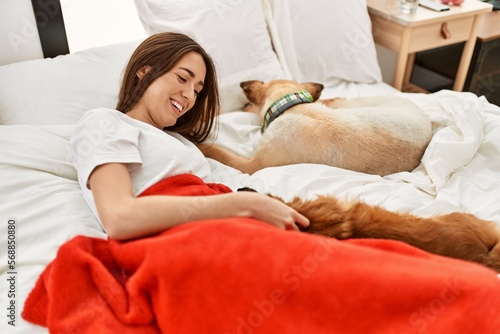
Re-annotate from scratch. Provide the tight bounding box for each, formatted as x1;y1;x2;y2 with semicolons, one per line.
261;90;313;132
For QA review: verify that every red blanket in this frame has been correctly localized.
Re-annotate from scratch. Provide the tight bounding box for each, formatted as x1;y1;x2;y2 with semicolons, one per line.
23;174;500;333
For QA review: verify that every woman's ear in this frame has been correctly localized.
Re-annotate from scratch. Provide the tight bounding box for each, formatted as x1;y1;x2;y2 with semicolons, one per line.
136;65;152;80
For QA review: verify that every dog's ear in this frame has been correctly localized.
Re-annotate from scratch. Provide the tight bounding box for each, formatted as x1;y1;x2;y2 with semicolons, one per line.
240;80;265;104
301;82;324;102
240;80;264;92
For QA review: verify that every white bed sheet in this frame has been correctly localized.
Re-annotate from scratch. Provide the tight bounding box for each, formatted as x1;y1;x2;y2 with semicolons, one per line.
0;125;106;334
2;80;500;333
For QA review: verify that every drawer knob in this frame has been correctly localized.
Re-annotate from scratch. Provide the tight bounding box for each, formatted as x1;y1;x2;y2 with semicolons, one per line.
441;22;451;39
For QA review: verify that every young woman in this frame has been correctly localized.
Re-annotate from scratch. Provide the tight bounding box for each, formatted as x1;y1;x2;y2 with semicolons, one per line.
70;32;309;240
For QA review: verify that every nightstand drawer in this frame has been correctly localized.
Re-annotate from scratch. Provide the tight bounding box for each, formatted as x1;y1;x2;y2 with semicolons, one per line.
408;16;474;53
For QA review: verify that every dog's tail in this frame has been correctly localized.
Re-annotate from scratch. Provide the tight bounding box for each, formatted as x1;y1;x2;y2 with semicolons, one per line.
484;241;500;273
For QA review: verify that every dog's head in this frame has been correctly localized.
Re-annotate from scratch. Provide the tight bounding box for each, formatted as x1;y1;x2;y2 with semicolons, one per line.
240;80;324;116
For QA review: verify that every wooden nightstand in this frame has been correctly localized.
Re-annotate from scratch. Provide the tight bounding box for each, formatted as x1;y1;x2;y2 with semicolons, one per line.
465;11;500;105
367;0;493;92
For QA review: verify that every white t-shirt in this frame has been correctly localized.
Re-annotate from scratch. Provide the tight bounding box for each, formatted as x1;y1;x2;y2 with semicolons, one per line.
70;108;211;225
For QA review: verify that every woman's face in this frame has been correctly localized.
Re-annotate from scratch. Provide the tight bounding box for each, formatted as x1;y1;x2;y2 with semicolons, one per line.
127;51;206;129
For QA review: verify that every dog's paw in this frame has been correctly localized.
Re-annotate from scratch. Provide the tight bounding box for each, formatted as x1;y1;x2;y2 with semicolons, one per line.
194;142;218;159
195;143;208;150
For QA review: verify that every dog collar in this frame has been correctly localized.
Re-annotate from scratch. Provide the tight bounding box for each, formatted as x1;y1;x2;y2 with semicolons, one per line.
261;90;313;132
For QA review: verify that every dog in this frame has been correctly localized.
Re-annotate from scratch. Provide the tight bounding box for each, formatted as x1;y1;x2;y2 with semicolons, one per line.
288;195;500;272
199;79;433;176
238;188;500;272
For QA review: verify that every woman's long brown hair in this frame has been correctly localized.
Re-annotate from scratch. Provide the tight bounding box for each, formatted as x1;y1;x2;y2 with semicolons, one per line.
116;32;219;143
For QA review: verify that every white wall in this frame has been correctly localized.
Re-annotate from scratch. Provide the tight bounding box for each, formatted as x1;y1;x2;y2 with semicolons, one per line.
0;0;147;66
60;0;146;53
0;0;44;66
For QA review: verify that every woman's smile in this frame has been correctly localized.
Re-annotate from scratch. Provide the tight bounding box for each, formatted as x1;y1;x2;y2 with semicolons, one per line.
170;98;184;114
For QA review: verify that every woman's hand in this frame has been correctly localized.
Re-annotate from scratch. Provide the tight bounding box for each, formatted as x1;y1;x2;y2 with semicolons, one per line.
233;191;310;231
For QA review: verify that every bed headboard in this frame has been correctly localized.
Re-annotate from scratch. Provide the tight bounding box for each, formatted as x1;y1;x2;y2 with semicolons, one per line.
31;0;69;57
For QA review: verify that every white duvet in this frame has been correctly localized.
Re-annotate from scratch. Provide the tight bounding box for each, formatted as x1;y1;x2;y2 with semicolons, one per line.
1;82;500;333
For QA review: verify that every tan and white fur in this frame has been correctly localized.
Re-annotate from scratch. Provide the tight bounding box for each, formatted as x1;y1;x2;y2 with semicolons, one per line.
200;79;433;176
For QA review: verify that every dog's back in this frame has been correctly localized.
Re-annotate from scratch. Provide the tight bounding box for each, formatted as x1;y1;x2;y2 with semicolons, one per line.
257;96;432;175
200;80;433;175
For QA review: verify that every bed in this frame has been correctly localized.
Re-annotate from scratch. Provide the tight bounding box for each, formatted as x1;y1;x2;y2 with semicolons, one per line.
2;0;500;333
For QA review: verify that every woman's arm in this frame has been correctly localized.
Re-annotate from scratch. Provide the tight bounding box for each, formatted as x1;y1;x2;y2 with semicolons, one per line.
89;163;309;240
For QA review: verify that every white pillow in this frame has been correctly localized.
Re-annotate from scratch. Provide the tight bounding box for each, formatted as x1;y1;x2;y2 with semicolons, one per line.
267;0;382;86
134;0;286;113
0;41;140;125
